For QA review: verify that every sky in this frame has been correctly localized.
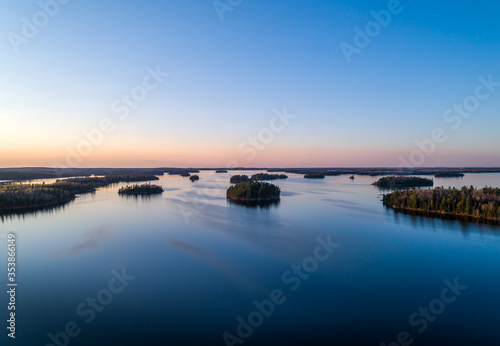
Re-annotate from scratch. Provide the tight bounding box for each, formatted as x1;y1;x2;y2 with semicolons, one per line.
0;0;499;168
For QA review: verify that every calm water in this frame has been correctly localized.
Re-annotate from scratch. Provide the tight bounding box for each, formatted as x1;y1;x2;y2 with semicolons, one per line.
1;172;500;346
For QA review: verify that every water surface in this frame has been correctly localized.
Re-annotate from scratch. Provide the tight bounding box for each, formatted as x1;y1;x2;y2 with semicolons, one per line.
1;172;499;345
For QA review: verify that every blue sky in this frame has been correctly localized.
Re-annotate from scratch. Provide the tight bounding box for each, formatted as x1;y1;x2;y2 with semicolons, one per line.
1;0;499;167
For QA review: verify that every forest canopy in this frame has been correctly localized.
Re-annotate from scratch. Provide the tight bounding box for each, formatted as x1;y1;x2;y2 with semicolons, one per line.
118;183;164;195
373;176;434;188
226;181;281;201
383;186;500;222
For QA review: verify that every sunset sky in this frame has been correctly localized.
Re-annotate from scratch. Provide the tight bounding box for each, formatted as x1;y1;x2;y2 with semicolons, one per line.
1;0;499;168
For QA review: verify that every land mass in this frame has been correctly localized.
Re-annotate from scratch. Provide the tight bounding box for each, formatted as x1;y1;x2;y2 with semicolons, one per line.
383;186;500;223
0;174;160;214
2;167;500;182
118;183;164;195
226;181;281;202
434;172;465;178
304;173;325;179
373;176;434;188
230;173;288;183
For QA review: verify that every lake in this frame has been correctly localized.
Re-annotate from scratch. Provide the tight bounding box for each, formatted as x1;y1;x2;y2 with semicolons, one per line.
1;172;499;345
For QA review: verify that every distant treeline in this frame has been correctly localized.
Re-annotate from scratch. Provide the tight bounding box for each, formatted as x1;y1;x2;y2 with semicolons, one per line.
373;176;434;188
1;167;499;182
267;168;500;177
0;168;165;181
383;186;500;222
230;174;288;183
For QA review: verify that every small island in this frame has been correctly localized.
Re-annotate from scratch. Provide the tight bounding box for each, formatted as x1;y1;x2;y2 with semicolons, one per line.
216;170;228;173
383;186;500;223
304;173;325;179
189;175;200;182
227;181;281;202
118;183;164;195
434;172;465;178
251;173;288;181
230;175;250;183
0;174;162;214
373;176;433;188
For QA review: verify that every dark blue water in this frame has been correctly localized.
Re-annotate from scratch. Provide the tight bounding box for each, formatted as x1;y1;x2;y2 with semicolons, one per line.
1;172;499;345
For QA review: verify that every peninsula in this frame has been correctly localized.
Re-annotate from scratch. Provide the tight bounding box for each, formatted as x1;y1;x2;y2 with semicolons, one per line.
383;186;500;223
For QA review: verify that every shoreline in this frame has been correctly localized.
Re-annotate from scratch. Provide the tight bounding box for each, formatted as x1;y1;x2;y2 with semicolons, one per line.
0;197;76;214
384;202;500;225
227;196;280;202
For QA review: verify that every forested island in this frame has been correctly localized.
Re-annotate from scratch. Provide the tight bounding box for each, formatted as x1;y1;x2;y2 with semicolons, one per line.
0;183;75;211
118;183;164;195
373;176;434;188
230;173;288;183
189;175;200;182
434;172;465;178
227;181;281;202
383;186;500;223
216;170;228;173
0;174;160;214
304;173;325;179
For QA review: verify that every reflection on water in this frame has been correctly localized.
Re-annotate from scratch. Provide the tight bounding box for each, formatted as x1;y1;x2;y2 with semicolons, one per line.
51;225;112;258
0;199;76;222
2;172;500;346
227;198;281;209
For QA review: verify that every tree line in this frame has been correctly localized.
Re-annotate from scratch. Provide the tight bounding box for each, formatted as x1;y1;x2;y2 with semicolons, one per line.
227;182;281;201
383;186;500;221
230;174;288;183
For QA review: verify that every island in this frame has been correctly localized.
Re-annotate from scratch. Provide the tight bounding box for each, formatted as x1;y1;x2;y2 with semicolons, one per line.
118;183;164;195
250;173;288;181
189;175;200;182
304;173;325;179
230;173;288;183
382;186;500;223
434;172;465;178
226;181;281;202
0;183;75;212
230;175;250;183
0;174;161;214
215;170;228;173
373;176;434;188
